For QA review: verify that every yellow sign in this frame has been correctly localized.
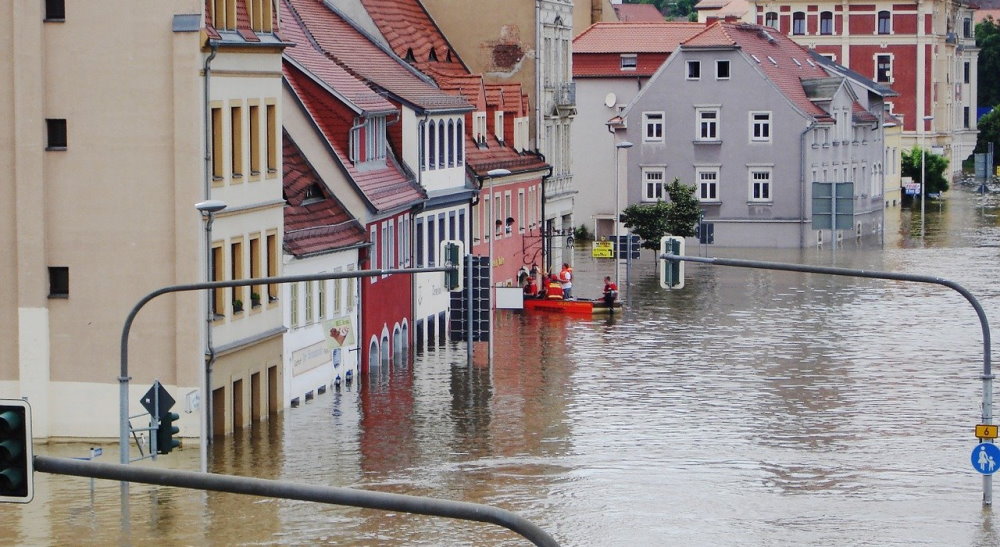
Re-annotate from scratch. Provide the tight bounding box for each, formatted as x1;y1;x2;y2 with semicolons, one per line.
592;241;613;258
977;424;998;439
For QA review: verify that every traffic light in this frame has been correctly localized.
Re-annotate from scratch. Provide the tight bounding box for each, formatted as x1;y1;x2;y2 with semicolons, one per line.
440;240;464;291
659;236;685;289
156;411;180;455
0;399;33;503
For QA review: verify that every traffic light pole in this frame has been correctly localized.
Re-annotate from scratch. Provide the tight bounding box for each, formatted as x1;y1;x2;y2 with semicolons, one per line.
660;252;995;505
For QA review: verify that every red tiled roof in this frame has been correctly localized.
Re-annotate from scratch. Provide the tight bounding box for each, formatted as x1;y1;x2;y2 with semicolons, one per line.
465;132;549;176
283;0;470;112
283;132;368;257
851;101;879;123
358;0;469;75
573;22;705;53
284;61;427;213
281;5;396;114
682;22;832;120
613;4;665;22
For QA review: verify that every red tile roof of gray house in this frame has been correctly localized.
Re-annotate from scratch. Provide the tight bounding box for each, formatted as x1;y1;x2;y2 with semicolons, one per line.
574;22;704;77
613;3;665;22
284;60;427;213
283;0;471;113
283;131;368;257
681;22;833;121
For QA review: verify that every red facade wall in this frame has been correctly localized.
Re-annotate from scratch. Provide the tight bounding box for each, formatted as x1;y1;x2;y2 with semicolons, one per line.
850;14;875;35
361;211;413;374
894;13;917;34
470;177;544;286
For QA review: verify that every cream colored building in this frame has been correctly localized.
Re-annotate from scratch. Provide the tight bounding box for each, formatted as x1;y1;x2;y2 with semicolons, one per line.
0;1;285;443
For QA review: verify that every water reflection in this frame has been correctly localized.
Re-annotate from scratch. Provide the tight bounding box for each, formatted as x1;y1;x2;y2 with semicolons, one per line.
4;189;1000;545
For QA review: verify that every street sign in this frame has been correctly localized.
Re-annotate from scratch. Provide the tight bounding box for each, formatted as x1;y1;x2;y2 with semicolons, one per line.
140;380;176;420
592;240;613;258
977;424;999;439
972;443;1000;474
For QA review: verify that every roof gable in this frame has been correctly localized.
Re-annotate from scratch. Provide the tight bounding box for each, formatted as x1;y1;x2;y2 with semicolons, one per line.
574;22;705;54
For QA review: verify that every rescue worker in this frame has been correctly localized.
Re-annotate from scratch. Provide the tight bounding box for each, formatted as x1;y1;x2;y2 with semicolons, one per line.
559;263;573;299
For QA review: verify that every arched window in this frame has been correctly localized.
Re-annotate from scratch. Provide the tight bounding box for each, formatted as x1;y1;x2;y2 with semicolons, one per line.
438;120;446;167
820;11;833;35
428;122;436;169
765;12;778;29
400;322;409;368
792;12;805;35
393;325;403;367
447;120;455;167
368;339;378;374
380;334;390;370
419;124;426;170
456;119;464;165
877;11;890;34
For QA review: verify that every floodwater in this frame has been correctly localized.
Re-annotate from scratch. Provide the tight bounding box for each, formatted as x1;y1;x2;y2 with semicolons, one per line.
6;187;1000;546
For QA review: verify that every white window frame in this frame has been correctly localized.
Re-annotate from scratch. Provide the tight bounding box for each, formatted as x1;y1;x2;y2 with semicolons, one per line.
750;111;771;142
686;60;701;80
792;12;806;35
620;54;637;71
696;167;720;202
642;167;666;202
696;107;720;141
643;112;664;142
748;167;773;202
765;12;778;28
875;53;893;83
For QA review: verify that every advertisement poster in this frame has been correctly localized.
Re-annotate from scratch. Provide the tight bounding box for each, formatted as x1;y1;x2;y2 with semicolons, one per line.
325;316;355;349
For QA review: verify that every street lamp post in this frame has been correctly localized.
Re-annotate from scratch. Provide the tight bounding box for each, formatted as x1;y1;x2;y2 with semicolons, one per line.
920;115;934;239
614;141;633;289
194;199;226;473
484;168;510;364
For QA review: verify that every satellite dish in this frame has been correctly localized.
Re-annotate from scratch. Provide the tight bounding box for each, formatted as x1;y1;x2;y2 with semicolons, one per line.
604;92;617;108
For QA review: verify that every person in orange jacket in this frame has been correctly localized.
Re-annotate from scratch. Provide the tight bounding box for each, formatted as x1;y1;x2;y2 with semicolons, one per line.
546;274;564;299
558;263;573;299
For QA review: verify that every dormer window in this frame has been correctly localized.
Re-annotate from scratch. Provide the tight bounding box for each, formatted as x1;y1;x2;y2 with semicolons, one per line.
248;0;273;33
620;54;637;71
473;112;487;146
494;111;505;142
302;183;324;205
351;115;387;166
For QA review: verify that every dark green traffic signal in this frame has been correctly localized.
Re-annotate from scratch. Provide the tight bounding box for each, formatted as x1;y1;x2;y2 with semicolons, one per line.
0;399;33;503
156;411;181;455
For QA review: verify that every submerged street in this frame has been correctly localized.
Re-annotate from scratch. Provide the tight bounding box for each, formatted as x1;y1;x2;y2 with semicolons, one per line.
6;187;1000;545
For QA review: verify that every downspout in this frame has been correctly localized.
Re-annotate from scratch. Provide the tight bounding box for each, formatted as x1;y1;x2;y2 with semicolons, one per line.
800;119;819;248
348;116;366;164
202;42;218;468
538;152;553;272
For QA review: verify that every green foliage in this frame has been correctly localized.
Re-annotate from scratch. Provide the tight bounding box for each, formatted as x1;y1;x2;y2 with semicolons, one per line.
573;224;593;241
901;146;949;195
620;179;700;250
975;107;1000;159
977;17;1000;108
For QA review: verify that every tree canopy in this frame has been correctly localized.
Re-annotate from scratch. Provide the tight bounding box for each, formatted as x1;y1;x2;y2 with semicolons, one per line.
975;106;1000;158
901;146;949;195
620;178;701;250
977;17;1000;108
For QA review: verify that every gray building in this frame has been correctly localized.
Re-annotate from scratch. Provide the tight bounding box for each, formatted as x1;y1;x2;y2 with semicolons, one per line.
613;21;894;247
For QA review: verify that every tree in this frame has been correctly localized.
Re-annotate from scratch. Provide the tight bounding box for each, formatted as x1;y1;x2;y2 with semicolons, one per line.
975;106;1000;159
620;179;701;250
977;17;1000;108
901;146;949;196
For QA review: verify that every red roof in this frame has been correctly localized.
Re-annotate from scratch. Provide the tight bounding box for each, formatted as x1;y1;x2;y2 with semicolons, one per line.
284;61;427;213
358;0;468;76
283;0;470;112
613;4;666;22
283;132;368;257
574;22;705;54
682;22;832;120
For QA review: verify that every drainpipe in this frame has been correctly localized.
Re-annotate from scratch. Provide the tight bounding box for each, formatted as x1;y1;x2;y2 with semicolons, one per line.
800;119;819;248
348;116;366;164
537;152;553;272
201;42;218;472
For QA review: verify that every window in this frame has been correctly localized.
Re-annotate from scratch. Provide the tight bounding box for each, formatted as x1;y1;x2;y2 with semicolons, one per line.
427;219;436;266
45;0;65;21
620;54;637;71
249;104;260;176
212;244;224;316
518;190;526;233
46;119;67;150
249;0;273;32
231;239;244;313
266;103;277;174
231;105;243;179
266;232;278;301
304;281;314;323
456;119;464;164
876;55;891;83
438;120;446;167
793;12;805;35
334;272;343;314
211;107;223;179
415;218;424;266
48;266;68;298
765;12;778;29
749;168;772;202
964;62;971;84
643;168;665;201
318;280;326;319
964;17;972;38
877;11;890;34
249;235;261;306
964;107;971;129
643;112;664;142
696;108;719;141
696;168;719;201
686;60;701;80
750;112;771;142
716;60;730;79
820;12;833;35
290;283;299;327
346;267;355;311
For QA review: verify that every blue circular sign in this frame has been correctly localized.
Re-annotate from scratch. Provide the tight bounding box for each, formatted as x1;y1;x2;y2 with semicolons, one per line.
971;443;1000;475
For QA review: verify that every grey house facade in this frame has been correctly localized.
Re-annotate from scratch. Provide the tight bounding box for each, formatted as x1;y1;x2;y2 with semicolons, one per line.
613;22;893;248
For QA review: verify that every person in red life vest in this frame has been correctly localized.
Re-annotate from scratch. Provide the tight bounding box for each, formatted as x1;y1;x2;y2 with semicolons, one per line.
602;276;619;306
546;274;564;299
523;276;538;298
559;263;573;299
